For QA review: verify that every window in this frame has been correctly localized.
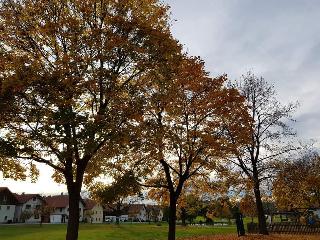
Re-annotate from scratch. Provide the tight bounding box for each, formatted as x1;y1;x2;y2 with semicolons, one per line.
26;205;31;210
36;205;40;210
60;208;63;212
4;216;7;220
32;197;36;201
3;196;7;203
6;206;10;210
0;206;2;210
34;213;39;219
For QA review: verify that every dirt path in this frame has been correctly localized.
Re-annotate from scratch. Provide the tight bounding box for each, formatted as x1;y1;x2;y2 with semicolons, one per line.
182;234;320;240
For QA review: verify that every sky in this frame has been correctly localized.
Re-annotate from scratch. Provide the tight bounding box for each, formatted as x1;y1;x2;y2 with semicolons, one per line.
1;0;320;194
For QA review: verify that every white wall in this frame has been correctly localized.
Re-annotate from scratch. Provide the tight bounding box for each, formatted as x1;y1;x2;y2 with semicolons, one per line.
84;204;103;223
50;201;85;223
14;196;44;223
23;197;43;223
0;205;16;223
50;214;62;223
138;207;147;221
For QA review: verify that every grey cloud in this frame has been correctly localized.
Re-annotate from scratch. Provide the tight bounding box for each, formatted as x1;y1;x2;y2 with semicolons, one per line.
164;0;320;144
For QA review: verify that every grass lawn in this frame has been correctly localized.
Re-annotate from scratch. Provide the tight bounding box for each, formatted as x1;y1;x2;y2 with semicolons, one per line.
0;223;236;240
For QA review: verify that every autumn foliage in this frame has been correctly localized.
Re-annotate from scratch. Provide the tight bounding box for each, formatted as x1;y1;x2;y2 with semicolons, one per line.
0;0;180;240
273;152;320;210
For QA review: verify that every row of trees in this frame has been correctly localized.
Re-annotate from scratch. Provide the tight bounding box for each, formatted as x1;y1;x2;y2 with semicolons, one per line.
0;0;310;240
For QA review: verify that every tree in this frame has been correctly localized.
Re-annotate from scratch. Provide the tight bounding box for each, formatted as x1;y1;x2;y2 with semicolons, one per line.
179;194;205;225
84;209;94;224
90;171;142;224
227;72;298;234
0;1;180;239
239;194;257;223
131;57;251;240
273;152;320;210
34;204;54;226
20;210;33;223
208;197;233;223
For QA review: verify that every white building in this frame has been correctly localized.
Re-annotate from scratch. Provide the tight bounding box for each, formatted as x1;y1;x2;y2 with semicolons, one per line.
146;205;163;222
84;199;103;223
14;193;44;223
45;194;85;223
128;204;148;222
0;187;17;223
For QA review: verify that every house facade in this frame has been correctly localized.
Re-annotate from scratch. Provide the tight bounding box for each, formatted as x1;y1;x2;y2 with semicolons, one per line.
14;194;44;223
128;204;148;222
84;199;103;223
45;194;85;223
0;187;17;223
103;203;162;222
146;205;163;222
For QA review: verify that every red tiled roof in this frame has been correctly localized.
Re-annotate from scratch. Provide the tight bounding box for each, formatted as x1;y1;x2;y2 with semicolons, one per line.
0;187;9;192
84;199;97;210
128;204;145;214
0;187;18;205
45;195;70;208
145;205;161;211
45;195;86;208
14;194;42;204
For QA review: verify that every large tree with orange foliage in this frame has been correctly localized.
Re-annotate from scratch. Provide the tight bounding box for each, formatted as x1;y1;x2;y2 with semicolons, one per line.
123;57;251;240
273;152;320;210
0;0;180;239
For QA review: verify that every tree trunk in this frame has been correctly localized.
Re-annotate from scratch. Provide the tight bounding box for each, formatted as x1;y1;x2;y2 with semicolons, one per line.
181;207;187;226
116;202;122;224
66;184;81;240
168;194;177;240
253;181;268;235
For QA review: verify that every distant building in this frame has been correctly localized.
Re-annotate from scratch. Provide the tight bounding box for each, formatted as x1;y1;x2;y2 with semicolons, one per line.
103;204;161;222
83;199;103;223
0;187;17;223
145;205;163;222
44;194;85;223
128;204;148;222
14;193;44;223
103;204;129;222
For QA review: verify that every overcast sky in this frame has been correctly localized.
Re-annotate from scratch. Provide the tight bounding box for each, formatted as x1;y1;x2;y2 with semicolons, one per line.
164;0;320;144
1;0;319;194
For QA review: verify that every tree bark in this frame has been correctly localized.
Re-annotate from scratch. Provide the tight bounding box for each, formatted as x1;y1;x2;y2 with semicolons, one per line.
66;183;81;240
253;181;268;235
181;207;187;226
168;194;177;240
116;202;121;225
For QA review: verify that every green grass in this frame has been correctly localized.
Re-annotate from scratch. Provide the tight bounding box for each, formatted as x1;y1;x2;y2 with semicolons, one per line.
0;223;236;240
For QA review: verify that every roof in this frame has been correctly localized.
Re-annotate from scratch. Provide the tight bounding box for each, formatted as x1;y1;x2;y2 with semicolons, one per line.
84;199;98;210
128;204;146;214
0;187;9;192
145;205;162;211
45;195;85;208
45;195;70;208
0;187;18;205
14;194;43;204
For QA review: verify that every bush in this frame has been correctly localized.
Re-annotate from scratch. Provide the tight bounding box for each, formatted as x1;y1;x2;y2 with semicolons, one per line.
195;216;206;224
